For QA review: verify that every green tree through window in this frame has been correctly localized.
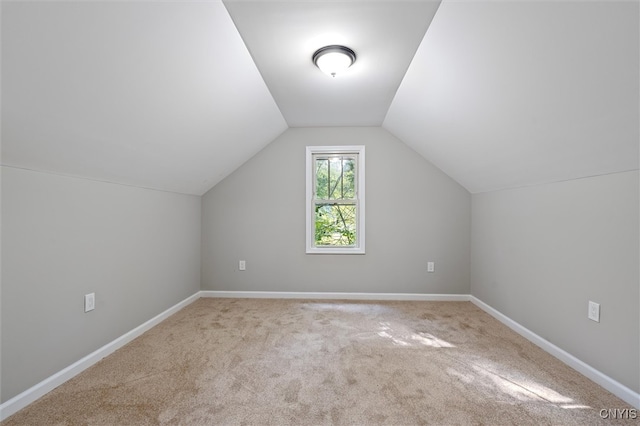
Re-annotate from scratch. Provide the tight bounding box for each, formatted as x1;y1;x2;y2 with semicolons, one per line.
313;155;357;246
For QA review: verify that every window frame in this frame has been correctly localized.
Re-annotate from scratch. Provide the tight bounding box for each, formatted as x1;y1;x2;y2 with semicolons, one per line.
306;145;365;254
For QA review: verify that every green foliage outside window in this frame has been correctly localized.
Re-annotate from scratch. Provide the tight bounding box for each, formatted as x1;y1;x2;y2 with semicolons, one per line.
315;204;356;246
314;156;357;246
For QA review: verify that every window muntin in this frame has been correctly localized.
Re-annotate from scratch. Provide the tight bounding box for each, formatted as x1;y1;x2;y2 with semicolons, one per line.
306;146;365;254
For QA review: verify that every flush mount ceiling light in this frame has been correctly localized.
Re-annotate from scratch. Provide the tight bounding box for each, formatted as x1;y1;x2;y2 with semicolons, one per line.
312;45;356;78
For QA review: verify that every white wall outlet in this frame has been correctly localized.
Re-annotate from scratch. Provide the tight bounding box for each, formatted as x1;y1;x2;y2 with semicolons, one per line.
239;260;246;271
84;293;95;313
427;262;435;273
588;301;600;322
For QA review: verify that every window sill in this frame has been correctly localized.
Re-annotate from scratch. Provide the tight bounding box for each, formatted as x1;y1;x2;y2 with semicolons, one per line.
306;247;365;255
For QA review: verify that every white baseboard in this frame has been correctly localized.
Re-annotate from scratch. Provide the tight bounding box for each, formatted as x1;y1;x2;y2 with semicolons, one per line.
0;292;200;422
199;290;471;301
470;296;640;409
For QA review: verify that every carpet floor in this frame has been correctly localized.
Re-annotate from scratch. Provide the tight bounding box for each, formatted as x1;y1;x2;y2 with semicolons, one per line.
2;298;635;425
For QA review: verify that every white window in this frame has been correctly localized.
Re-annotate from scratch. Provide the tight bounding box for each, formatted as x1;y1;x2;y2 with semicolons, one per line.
306;145;365;254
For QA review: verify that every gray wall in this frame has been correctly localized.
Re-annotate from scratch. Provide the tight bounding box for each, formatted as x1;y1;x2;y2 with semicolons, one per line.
471;171;639;393
1;167;201;402
202;127;471;294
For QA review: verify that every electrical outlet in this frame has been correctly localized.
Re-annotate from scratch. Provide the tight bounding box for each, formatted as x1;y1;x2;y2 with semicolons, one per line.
84;293;95;313
239;260;246;271
427;262;435;273
588;301;600;322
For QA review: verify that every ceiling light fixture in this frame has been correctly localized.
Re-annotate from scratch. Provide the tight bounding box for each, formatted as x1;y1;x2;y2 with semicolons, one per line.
312;45;356;78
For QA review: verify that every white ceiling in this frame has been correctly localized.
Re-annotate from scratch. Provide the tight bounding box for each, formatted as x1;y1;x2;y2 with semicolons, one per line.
223;0;441;127
384;0;639;193
2;1;638;195
1;1;286;195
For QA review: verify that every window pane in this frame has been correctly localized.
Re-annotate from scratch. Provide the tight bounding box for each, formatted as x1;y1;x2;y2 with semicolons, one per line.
343;157;355;199
317;156;356;200
315;159;328;200
314;203;357;246
328;158;342;199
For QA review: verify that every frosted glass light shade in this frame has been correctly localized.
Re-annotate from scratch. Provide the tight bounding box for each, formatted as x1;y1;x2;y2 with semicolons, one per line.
312;45;356;77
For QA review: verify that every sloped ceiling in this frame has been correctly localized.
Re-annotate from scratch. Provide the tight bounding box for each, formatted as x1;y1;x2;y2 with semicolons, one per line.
385;0;639;193
1;1;287;195
2;1;638;195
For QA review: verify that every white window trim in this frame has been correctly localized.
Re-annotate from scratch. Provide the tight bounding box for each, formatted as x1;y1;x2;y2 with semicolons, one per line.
306;145;365;254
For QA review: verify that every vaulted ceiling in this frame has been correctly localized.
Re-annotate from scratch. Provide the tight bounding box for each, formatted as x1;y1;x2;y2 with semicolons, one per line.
224;0;441;127
2;1;638;195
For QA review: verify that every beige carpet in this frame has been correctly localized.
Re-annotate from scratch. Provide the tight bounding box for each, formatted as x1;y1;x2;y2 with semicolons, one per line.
2;298;635;425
